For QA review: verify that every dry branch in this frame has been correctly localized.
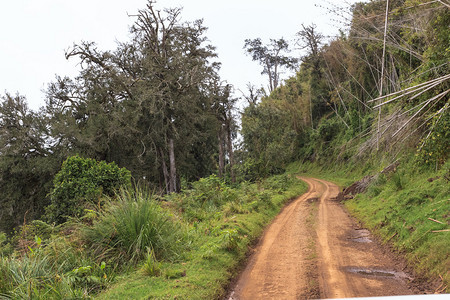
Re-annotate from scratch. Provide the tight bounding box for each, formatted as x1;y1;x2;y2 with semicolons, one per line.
391;89;449;137
428;217;445;225
369;74;450;104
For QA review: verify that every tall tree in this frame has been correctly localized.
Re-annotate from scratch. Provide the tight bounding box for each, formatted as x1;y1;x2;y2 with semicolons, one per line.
296;24;324;78
210;82;237;182
46;1;225;193
0;94;57;233
244;38;298;92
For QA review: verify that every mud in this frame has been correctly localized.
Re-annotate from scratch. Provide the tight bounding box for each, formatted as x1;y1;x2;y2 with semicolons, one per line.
345;267;413;280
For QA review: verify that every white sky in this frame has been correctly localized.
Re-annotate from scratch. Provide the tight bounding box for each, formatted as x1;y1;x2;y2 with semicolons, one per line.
0;0;359;111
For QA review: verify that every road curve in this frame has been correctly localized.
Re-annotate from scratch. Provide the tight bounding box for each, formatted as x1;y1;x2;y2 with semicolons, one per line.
228;177;417;299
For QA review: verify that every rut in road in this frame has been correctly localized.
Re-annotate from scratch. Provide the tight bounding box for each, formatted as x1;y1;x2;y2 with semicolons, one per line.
228;177;418;299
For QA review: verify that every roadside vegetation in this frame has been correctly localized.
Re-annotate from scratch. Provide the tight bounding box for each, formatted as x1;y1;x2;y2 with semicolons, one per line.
0;155;306;299
1;0;448;298
345;159;449;290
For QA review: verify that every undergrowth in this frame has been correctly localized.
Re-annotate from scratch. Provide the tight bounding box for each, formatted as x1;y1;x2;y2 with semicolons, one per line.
0;173;307;299
97;174;306;299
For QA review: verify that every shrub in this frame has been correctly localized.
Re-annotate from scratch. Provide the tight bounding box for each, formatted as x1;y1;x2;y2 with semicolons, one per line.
0;232;12;257
46;155;131;224
80;187;187;265
264;174;293;191
415;113;449;168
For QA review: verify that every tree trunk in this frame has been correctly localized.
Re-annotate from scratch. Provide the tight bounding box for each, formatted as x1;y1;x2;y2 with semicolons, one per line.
226;121;236;183
168;138;177;193
218;126;225;178
159;148;170;193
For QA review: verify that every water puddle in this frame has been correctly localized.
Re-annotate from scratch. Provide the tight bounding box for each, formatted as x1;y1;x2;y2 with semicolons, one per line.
348;229;372;243
346;267;412;280
307;197;319;203
352;236;372;243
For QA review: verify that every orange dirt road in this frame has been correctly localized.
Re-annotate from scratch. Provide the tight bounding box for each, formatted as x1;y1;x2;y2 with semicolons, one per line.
228;177;420;299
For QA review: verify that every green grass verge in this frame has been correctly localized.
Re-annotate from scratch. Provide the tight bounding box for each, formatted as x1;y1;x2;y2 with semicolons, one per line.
96;176;307;299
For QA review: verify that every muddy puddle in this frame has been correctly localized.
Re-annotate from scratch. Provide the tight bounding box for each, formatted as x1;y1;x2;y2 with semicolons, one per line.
348;229;372;243
346;267;413;280
307;197;319;203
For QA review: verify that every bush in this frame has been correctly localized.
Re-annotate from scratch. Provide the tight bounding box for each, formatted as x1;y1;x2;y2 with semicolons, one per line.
46;155;131;224
0;232;12;257
415;113;449;168
80;187;187;265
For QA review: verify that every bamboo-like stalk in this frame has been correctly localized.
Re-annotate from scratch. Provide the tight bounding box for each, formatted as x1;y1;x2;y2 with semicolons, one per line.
377;0;390;151
392;89;449;138
369;74;450;104
373;78;448;108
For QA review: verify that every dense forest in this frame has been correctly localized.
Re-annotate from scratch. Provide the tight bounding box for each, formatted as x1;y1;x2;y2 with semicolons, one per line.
0;2;238;232
0;0;448;298
240;0;449;177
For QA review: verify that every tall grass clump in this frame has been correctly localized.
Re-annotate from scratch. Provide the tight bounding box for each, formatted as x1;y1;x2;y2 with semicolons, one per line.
81;187;188;266
0;247;87;299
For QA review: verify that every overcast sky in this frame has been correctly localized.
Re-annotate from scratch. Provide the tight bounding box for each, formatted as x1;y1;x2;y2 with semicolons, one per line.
0;0;359;111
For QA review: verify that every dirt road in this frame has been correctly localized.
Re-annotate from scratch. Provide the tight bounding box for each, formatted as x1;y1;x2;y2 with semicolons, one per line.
228;177;423;299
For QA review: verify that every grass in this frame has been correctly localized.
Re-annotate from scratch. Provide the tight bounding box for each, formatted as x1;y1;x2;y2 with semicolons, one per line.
80;187;188;264
345;160;450;289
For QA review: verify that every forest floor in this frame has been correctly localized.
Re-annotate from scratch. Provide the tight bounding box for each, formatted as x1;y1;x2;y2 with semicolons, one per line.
227;177;434;299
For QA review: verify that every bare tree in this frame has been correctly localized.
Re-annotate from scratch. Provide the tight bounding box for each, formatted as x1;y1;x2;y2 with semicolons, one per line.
240;82;265;106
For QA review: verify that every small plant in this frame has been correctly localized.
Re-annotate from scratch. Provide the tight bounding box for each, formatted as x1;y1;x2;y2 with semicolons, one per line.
142;249;161;277
219;228;240;251
165;268;186;279
391;172;404;191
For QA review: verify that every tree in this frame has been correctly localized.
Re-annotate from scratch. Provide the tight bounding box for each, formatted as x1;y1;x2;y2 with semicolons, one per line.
128;1;221;192
45;1;229;193
210;82;238;182
0;93;57;234
240;82;265;106
296;24;324;77
244;38;298;92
